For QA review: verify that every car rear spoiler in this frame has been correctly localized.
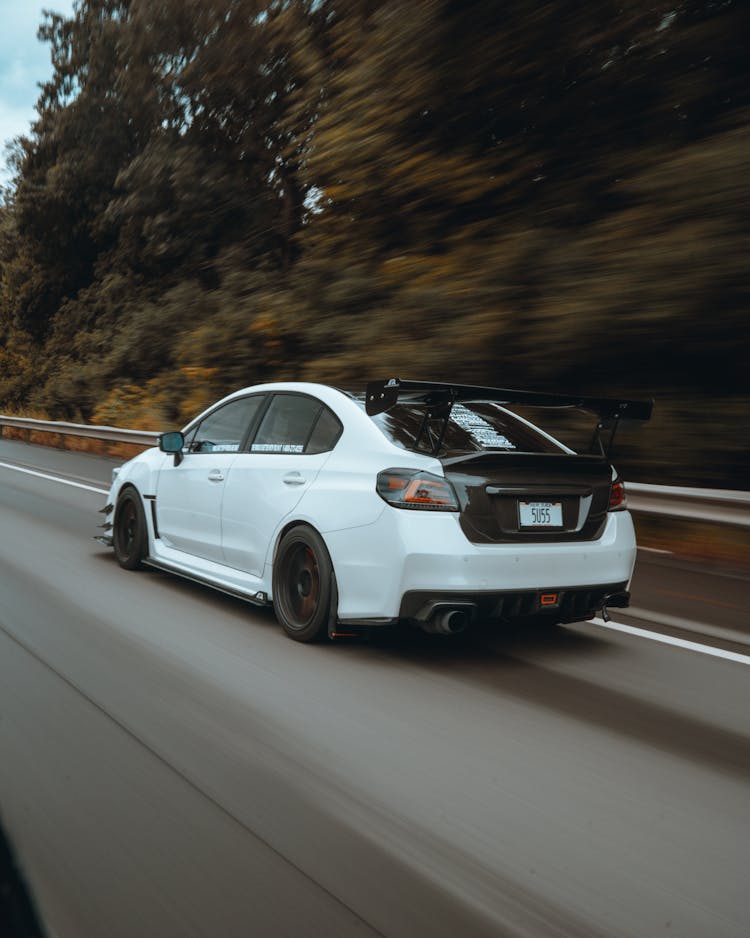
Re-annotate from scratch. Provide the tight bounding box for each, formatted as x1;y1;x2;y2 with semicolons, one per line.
365;378;653;456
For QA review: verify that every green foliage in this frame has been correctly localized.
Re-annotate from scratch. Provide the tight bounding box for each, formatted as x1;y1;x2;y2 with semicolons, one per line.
0;0;748;486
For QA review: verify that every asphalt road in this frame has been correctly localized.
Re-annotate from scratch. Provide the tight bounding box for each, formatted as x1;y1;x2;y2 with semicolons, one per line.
0;438;748;938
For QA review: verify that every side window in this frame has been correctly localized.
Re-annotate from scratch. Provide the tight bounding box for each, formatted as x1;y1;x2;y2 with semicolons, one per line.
250;394;324;454
306;407;342;454
190;396;264;454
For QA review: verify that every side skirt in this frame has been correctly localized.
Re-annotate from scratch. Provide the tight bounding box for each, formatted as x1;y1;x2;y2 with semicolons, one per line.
143;558;270;608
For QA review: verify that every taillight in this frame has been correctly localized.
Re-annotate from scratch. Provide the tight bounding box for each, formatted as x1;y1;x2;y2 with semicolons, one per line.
609;477;627;511
377;469;460;511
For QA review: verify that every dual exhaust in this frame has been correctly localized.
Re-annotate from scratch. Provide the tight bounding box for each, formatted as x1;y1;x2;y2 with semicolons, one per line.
415;589;630;633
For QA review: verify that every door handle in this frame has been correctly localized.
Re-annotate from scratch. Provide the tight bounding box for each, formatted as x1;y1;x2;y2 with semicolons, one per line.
208;469;225;482
283;471;306;486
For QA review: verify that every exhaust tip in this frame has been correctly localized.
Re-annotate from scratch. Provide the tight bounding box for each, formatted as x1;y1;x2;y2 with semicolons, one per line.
439;609;469;634
418;603;476;635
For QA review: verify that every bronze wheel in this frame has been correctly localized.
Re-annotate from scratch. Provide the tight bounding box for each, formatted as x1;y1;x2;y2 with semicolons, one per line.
273;526;335;642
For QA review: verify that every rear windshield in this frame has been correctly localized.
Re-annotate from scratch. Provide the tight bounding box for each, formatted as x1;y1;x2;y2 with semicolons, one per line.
359;400;565;456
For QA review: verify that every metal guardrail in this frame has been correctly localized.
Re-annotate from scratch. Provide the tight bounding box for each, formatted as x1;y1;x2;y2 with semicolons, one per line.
0;415;159;447
626;483;750;528
1;415;748;527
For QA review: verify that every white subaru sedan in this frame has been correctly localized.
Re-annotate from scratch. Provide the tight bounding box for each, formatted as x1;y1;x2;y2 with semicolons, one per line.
98;379;652;642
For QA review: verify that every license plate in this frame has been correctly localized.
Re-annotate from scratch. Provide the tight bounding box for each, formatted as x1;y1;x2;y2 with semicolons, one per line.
518;501;563;528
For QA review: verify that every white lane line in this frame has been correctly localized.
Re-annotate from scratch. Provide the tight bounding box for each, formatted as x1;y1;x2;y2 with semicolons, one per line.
591;617;750;666
0;461;108;496
624;605;750;648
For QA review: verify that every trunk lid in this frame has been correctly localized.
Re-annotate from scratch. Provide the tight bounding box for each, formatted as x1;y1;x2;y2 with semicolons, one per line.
442;452;613;544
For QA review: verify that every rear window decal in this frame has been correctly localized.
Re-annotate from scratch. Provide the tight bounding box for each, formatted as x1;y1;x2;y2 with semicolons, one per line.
450;404;516;449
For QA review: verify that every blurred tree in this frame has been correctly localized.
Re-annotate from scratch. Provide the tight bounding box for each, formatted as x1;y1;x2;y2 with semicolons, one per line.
293;0;750;391
0;0;748;484
4;1;139;336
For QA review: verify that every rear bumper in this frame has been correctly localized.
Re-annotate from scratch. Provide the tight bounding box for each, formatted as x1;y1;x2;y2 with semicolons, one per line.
326;508;638;621
398;584;629;623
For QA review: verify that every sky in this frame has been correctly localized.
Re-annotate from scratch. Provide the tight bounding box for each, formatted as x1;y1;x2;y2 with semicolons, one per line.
0;0;76;186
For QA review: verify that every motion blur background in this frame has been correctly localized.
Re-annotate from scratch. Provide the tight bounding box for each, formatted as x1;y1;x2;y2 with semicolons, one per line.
0;0;748;488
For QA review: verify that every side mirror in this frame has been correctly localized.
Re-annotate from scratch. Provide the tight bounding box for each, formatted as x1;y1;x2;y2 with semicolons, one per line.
159;431;185;466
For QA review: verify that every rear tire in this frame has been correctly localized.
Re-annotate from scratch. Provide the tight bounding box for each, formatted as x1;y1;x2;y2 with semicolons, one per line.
273;525;335;643
113;488;148;570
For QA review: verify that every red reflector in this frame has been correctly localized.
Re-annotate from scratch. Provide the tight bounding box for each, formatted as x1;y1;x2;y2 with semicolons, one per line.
540;593;558;606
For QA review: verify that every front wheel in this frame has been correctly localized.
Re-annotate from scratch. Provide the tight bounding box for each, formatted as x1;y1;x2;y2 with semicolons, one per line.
113;488;148;570
273;526;336;642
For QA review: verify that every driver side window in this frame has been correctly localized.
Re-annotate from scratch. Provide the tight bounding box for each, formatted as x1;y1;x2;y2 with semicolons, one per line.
188;396;264;454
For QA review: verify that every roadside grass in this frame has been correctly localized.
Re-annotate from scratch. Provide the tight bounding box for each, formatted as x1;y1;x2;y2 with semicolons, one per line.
633;515;750;577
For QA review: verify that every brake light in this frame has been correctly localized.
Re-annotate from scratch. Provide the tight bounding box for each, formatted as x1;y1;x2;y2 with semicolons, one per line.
377;469;460;511
609;477;627;511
